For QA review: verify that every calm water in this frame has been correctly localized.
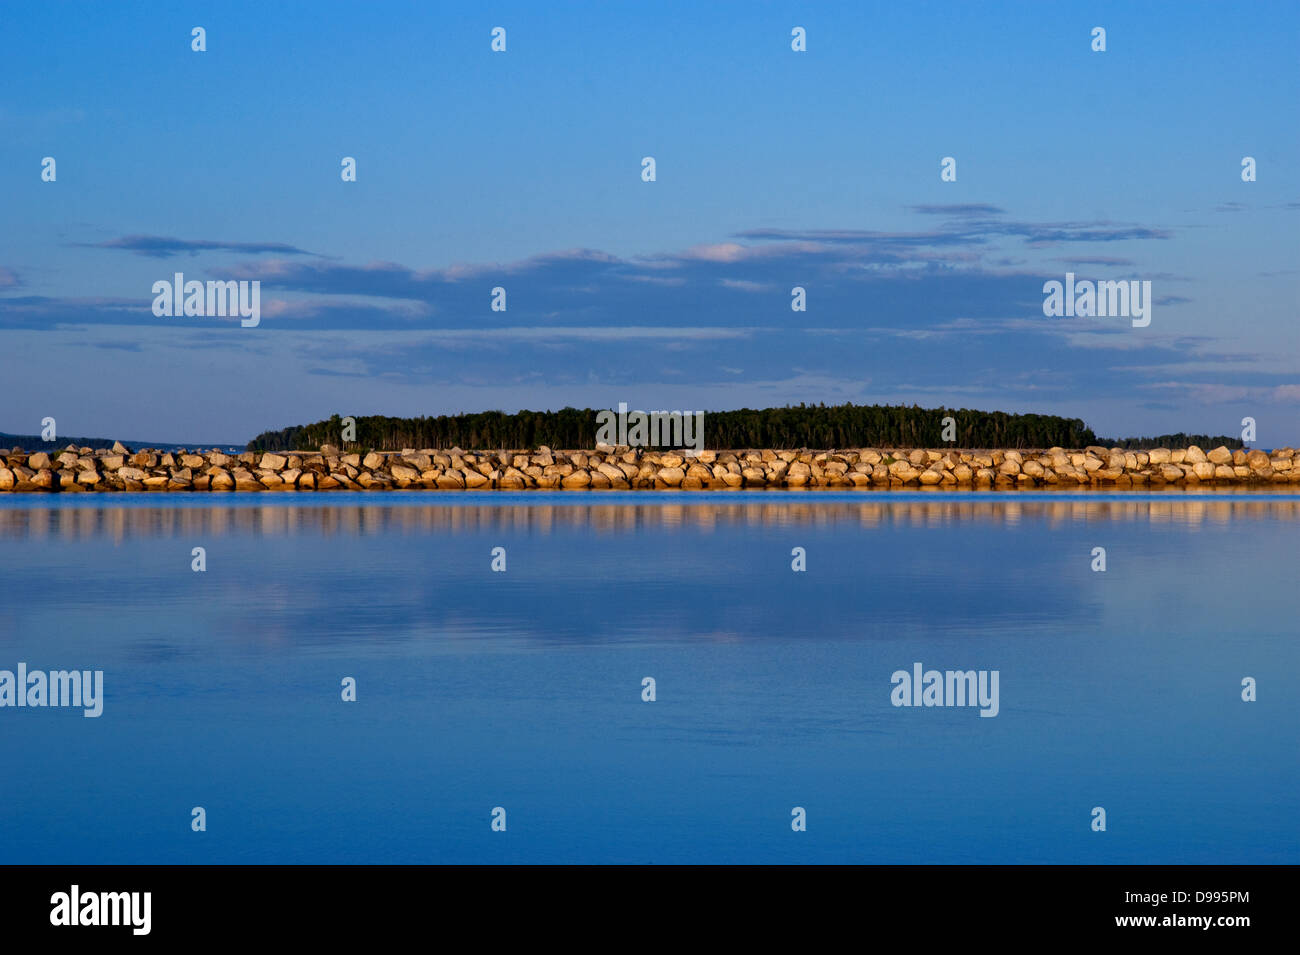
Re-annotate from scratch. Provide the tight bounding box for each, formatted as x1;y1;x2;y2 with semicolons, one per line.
1;491;1296;864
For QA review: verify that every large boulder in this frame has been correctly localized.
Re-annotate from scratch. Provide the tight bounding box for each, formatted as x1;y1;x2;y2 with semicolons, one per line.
435;469;465;489
389;464;421;484
498;467;528;489
560;469;591;488
657;466;685;487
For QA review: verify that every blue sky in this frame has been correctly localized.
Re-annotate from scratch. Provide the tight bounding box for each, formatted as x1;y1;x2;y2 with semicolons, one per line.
1;1;1297;444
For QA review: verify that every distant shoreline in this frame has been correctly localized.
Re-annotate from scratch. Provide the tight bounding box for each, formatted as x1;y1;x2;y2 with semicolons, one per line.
2;442;1297;493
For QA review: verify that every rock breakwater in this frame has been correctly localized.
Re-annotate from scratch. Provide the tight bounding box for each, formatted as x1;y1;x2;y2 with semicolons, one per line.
1;442;1297;493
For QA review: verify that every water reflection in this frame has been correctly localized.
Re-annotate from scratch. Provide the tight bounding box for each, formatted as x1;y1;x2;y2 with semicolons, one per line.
2;495;1299;541
1;492;1295;865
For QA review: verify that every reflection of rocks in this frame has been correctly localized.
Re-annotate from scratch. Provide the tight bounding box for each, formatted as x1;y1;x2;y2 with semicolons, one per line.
1;442;1297;493
3;497;1300;544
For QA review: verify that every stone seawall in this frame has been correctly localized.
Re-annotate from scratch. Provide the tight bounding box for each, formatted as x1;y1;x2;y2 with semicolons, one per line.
2;442;1297;492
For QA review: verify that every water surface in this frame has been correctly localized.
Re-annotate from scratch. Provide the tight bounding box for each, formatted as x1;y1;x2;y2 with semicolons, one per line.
1;492;1295;863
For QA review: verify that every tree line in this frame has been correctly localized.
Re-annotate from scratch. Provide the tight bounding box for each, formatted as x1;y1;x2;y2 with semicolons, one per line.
247;404;1113;451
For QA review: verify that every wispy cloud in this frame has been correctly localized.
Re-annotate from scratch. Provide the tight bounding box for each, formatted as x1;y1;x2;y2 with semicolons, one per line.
908;203;1007;216
1050;256;1135;267
735;217;1172;248
77;235;321;259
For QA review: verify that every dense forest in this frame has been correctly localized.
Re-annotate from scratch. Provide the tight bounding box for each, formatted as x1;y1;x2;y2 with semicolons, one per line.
245;406;1246;453
3;415;1242;455
246;404;1114;451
